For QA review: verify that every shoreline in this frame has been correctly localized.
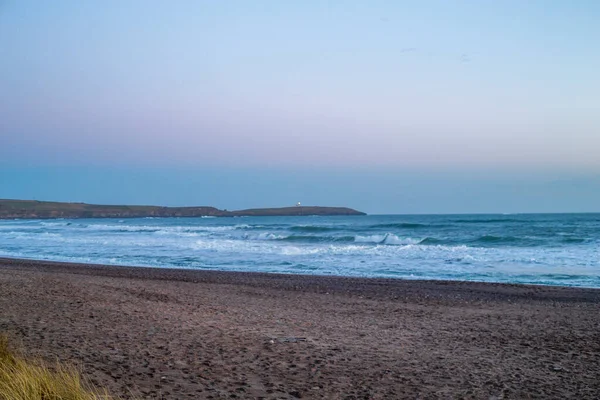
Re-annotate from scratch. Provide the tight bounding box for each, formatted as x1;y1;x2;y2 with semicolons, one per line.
1;257;599;398
3;256;600;293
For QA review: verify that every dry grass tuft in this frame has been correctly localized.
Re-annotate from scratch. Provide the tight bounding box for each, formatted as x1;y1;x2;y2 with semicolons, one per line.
0;333;116;400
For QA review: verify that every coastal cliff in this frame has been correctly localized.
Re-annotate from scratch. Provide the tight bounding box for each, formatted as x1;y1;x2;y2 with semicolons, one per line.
0;199;366;219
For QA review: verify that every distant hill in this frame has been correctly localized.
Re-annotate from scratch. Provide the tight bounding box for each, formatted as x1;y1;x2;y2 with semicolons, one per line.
226;206;365;217
0;199;366;219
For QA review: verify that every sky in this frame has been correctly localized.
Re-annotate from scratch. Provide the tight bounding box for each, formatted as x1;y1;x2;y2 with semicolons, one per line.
1;1;599;213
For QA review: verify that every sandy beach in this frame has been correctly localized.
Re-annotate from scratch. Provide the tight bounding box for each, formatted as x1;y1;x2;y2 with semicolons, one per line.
1;257;599;399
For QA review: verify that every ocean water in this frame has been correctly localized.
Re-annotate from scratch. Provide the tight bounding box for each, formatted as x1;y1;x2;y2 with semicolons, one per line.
0;214;599;288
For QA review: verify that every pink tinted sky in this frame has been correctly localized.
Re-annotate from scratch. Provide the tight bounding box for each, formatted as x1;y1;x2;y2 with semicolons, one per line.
1;1;599;212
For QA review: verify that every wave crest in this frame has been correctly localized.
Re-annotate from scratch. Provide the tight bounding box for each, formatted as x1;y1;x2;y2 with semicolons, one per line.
370;223;428;229
355;233;419;245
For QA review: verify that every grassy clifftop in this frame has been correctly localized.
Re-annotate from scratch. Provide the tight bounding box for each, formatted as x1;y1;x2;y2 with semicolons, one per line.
0;199;222;219
0;199;366;219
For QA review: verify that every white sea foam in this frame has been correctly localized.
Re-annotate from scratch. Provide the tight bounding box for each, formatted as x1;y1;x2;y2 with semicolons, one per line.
248;232;286;241
1;215;598;287
280;246;323;256
354;233;420;245
39;221;70;227
83;223;249;235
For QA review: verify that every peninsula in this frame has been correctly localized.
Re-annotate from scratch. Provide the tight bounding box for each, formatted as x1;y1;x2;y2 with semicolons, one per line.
0;199;366;219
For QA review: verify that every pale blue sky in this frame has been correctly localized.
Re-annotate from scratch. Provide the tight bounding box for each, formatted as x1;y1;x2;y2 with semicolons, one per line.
1;1;599;213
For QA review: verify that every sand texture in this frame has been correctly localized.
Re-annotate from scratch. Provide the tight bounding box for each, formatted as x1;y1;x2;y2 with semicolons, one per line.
1;258;599;399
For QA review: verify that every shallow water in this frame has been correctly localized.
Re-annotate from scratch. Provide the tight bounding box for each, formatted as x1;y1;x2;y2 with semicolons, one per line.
1;214;599;287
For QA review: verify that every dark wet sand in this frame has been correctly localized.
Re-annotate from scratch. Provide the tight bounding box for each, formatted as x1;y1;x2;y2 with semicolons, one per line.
1;257;599;399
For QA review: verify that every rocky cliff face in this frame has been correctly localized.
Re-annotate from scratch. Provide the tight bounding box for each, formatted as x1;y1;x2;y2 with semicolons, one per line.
0;200;366;219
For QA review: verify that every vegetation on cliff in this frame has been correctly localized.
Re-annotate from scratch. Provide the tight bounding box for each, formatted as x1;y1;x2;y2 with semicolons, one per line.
0;199;365;219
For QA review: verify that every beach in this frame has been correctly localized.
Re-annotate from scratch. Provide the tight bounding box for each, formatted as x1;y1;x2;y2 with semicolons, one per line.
1;257;599;399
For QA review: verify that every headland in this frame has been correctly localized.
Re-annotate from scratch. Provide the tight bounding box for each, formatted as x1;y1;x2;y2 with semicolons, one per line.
0;199;366;219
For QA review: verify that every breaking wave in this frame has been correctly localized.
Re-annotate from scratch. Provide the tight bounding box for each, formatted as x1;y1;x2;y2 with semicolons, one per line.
369;223;429;229
1;213;599;287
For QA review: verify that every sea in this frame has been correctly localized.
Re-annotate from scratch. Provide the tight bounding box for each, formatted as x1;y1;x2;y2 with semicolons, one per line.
0;214;599;288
